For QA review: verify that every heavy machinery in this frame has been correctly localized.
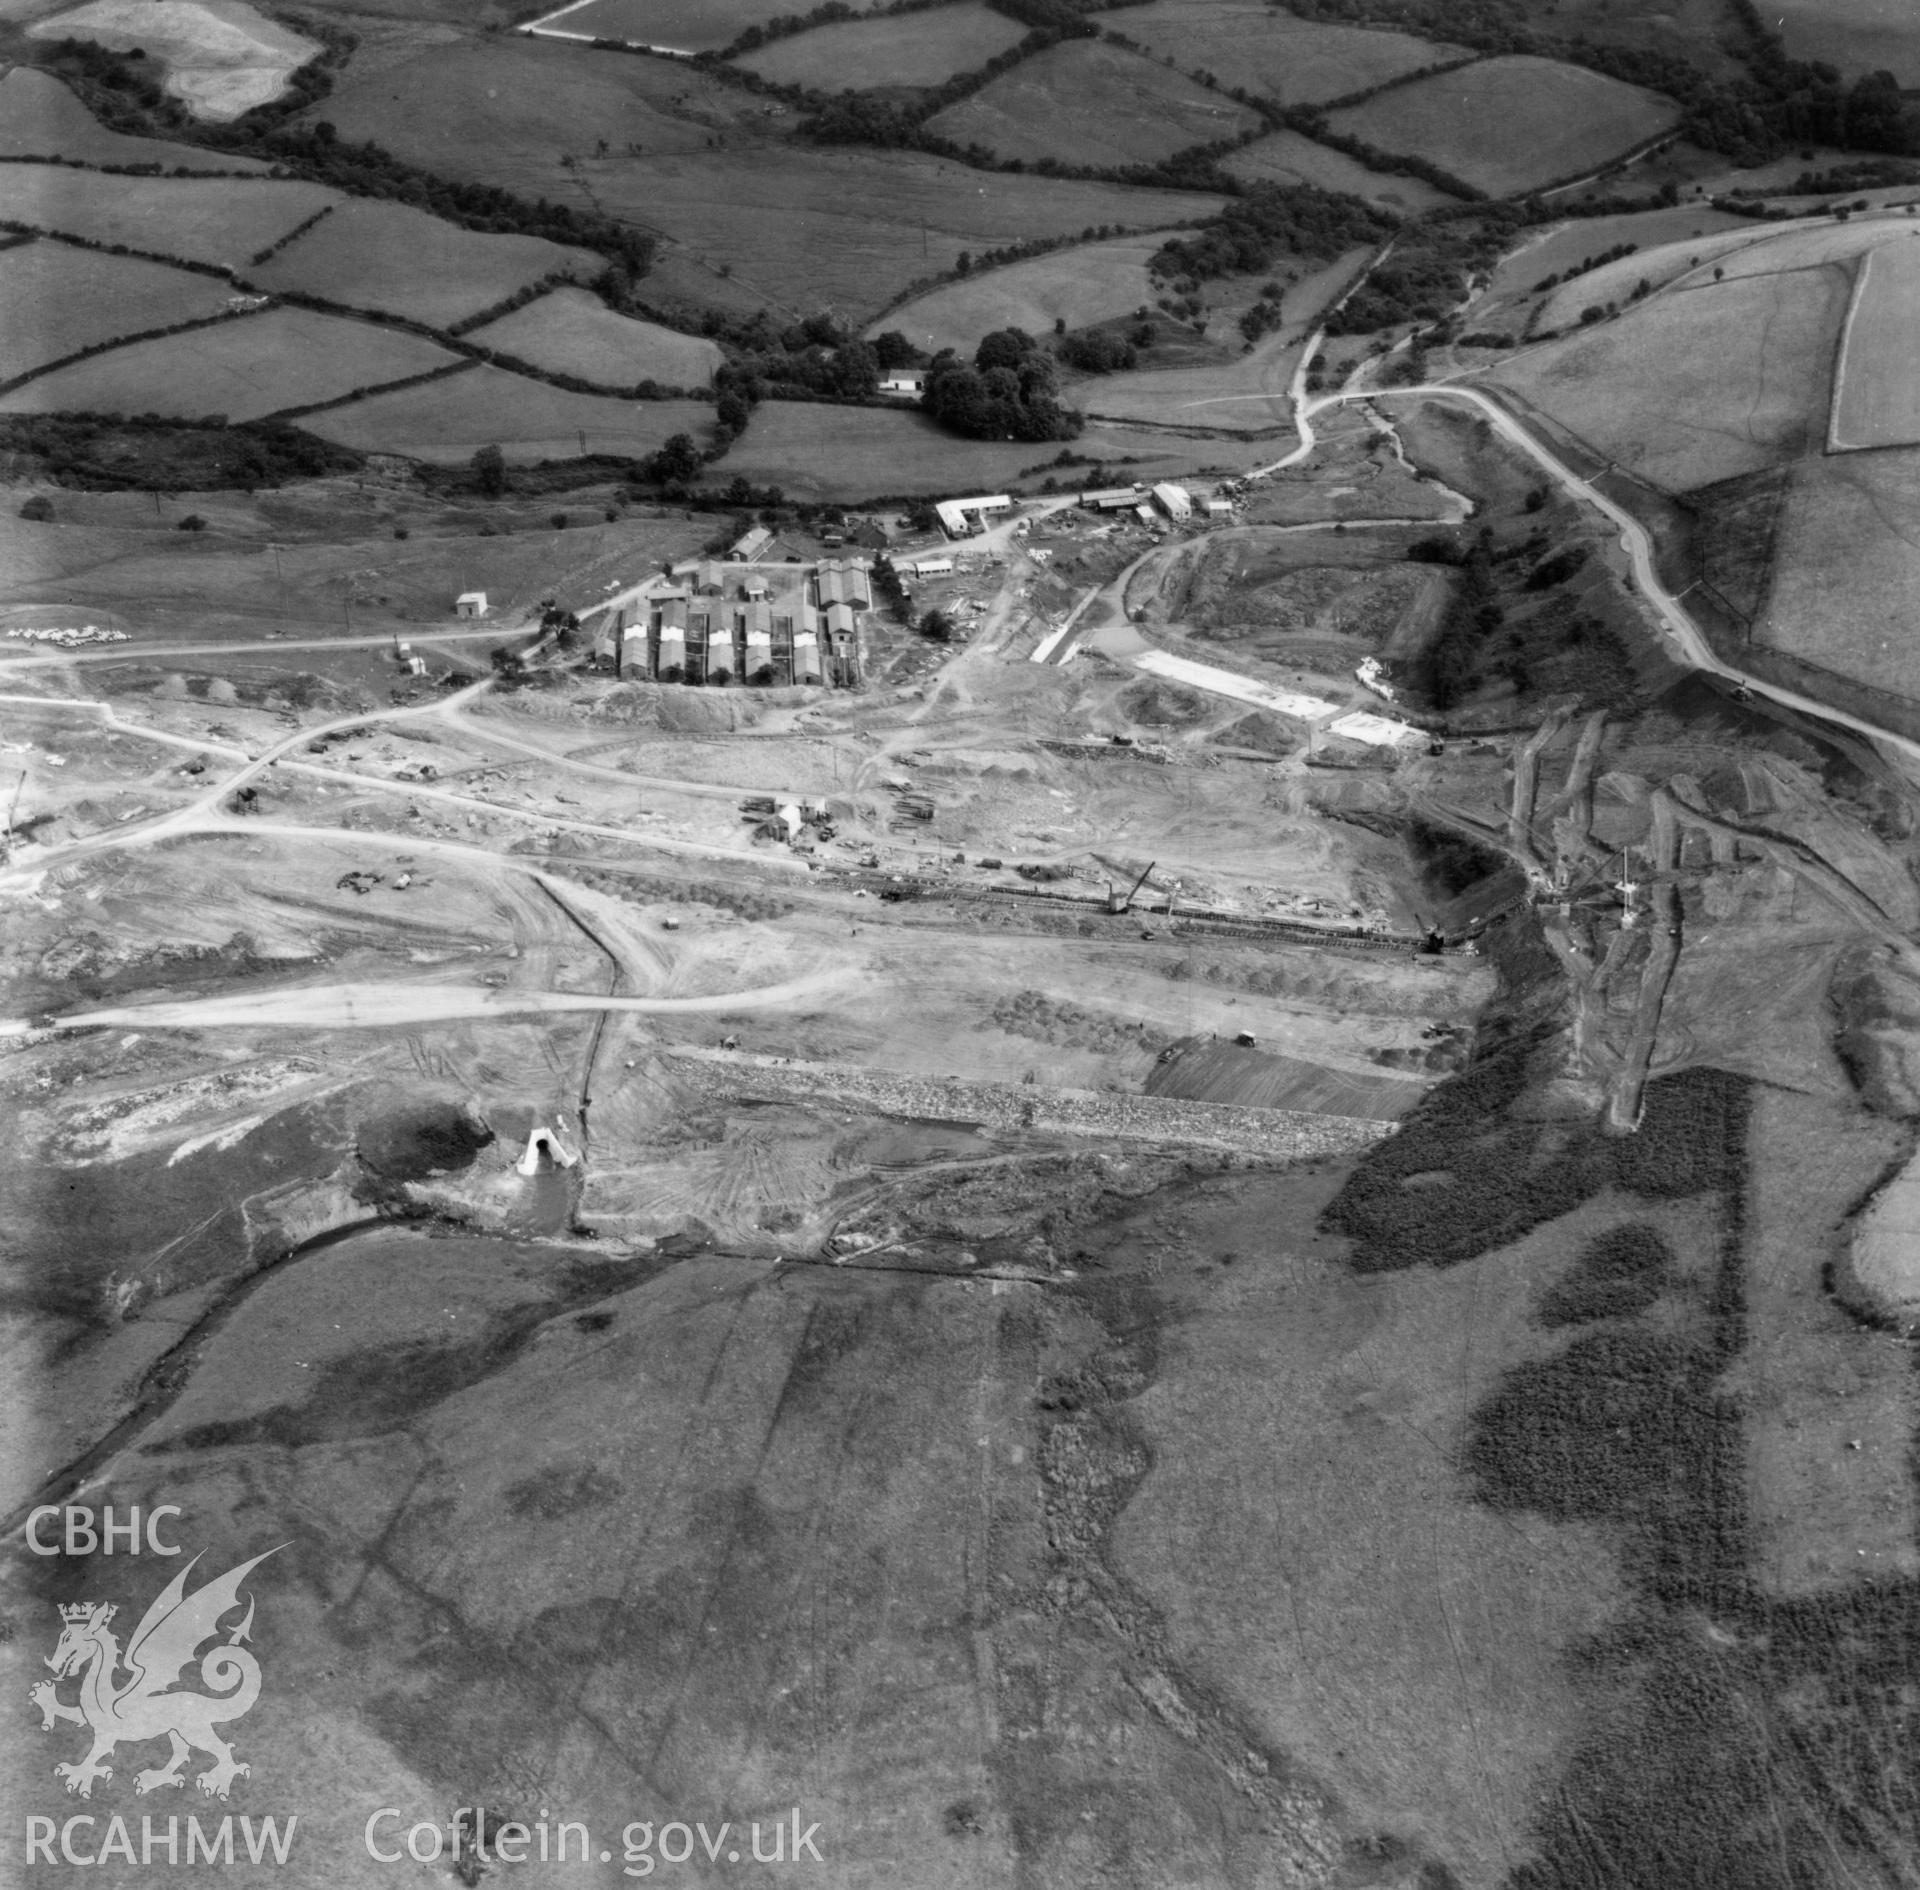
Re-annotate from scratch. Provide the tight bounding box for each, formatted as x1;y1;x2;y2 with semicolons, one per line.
1107;860;1157;915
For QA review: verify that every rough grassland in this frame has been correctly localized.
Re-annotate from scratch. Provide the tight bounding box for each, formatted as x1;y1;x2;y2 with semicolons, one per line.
467;287;721;389
0;305;459;422
1116;0;1461;106
1328;55;1680;197
0;240;235;383
1775;0;1920;85
1112;1166;1625;1889
250;198;601;331
535;0;884;52
1759;449;1920;706
734;2;1025;88
1830;241;1920;449
0;165;337;270
1491;265;1850;490
1224;129;1457;212
869;231;1173;355
1531;221;1774;330
25;0;319;119
926;39;1260;170
0;67;271;169
303;365;711;462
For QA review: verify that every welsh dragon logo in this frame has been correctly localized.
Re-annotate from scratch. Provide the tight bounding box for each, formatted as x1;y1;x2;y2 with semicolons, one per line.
28;1548;280;1801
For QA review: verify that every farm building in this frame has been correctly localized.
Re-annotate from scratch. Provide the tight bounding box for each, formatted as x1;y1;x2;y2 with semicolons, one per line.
910;555;955;577
454;591;488;617
935;493;1012;537
880;367;928;397
1205;496;1233;517
582;554;872;688
730;524;774;561
1082;485;1144;510
1152;482;1192;522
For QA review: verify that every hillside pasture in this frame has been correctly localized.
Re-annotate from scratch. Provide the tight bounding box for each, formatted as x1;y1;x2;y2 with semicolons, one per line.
303;33;777;171
1492;264;1850;490
302;365;712;462
1759;450;1920;708
532;0;885;53
542;150;1222;322
467;287;721;389
734;4;1025;88
1114;0;1462;107
1774;0;1920;85
0;306;460;423
1327;56;1680;197
925;39;1261;171
249;199;601;330
869;232;1173;356
1831;240;1920;450
1483;204;1753;307
1224;130;1458;213
714;400;1215;499
26;0;320;119
0;240;236;383
0;166;338;270
0;67;271;170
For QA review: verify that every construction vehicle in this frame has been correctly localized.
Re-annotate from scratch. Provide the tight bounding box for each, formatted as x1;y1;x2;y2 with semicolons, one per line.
1107;860;1157;915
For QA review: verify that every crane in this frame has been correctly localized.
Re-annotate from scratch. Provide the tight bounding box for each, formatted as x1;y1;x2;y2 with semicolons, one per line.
1108;860;1158;915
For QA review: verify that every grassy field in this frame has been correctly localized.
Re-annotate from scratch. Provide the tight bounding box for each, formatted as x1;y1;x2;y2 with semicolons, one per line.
734;2;1024;88
714;399;1220;498
295;53;1222;321
926;39;1261;171
0;66;272;168
0;305;460;422
250;198;601;330
1328;55;1681;197
869;231;1173;355
1492;264;1850;490
303;29;777;169
0;165;337;269
1775;0;1920;84
0;239;237;383
1224;128;1458;213
1830;240;1920;449
24;0;319;119
467;286;721;388
1758;448;1920;705
1114;0;1462;106
303;364;712;461
533;0;884;51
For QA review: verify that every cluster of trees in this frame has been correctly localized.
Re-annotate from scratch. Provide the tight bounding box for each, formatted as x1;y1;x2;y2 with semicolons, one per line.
1413;532;1505;708
1057;328;1139;372
1535;1222;1676;1329
922;328;1079;440
708;309;883;407
1532;240;1639;297
0;413;360;490
1152;182;1394;284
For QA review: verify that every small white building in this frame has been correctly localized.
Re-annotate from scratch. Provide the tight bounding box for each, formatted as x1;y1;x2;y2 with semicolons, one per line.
1204;496;1233;517
454;591;488;618
731;525;773;562
911;555;955;577
1151;483;1192;523
880;368;928;397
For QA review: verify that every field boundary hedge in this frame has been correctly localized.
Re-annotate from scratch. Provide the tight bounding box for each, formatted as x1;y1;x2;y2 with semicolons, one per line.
0;304;261;400
262;355;479;423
